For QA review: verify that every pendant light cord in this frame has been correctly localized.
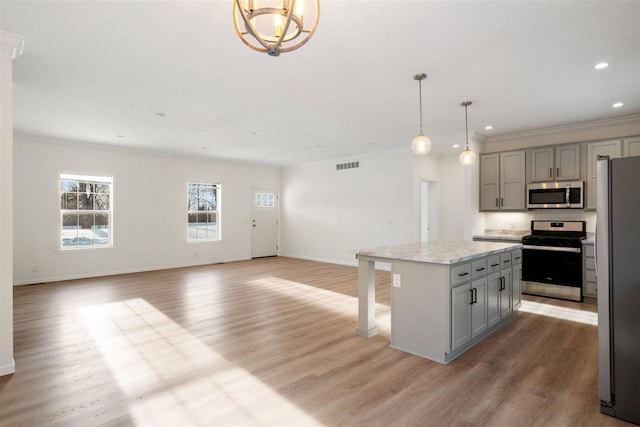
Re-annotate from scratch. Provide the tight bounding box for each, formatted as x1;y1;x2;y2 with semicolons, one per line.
465;103;469;149
418;79;424;136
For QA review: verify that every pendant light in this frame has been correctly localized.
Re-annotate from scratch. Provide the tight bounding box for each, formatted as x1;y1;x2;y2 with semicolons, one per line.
459;101;476;166
233;0;320;57
411;73;431;155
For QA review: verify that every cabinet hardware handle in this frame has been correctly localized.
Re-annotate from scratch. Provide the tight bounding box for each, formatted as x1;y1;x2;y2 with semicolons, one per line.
473;288;478;304
557;167;560;177
501;197;504;207
491;263;499;267
549;168;552;177
496;198;499;207
503;260;511;264
469;289;474;305
459;272;469;277
514;256;521;260
476;267;486;272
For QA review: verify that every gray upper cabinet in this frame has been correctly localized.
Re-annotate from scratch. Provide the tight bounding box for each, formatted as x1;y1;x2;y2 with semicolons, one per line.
480;151;526;211
530;144;581;182
586;139;622;210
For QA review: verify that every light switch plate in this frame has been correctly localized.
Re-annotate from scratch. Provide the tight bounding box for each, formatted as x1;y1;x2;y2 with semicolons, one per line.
392;273;401;288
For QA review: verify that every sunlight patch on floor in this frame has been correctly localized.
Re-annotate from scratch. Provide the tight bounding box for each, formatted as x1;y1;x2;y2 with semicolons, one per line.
519;300;598;325
250;276;391;334
79;298;322;426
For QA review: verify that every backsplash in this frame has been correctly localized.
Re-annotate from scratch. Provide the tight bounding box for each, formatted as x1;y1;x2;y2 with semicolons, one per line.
482;210;597;233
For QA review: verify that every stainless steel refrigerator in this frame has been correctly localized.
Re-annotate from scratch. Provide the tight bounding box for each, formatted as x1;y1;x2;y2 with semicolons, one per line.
597;156;640;425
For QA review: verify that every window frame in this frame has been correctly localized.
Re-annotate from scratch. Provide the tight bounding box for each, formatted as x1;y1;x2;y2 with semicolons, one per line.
59;173;114;251
186;181;221;243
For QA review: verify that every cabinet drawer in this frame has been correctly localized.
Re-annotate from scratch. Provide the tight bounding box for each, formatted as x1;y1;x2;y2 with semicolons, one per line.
511;249;522;265
586;257;596;270
584;244;595;257
488;255;501;274
471;259;488;278
451;263;472;286
500;252;512;269
586;270;597;283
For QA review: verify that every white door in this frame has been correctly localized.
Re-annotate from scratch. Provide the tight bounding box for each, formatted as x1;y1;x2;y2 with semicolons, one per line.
252;188;278;258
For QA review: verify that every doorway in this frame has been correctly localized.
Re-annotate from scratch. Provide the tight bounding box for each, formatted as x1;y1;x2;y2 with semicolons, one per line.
252;188;279;258
420;180;438;242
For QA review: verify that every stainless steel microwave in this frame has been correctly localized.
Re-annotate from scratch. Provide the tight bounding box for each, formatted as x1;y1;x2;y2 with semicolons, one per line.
527;181;584;209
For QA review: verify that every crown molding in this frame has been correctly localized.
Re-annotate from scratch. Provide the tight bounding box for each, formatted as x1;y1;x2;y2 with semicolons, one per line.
1;31;25;58
485;114;640;144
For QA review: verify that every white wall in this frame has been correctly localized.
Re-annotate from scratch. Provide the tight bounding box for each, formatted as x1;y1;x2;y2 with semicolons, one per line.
1;31;25;376
13;138;280;284
281;150;422;266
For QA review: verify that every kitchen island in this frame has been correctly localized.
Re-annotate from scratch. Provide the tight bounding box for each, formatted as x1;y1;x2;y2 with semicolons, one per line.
356;241;522;364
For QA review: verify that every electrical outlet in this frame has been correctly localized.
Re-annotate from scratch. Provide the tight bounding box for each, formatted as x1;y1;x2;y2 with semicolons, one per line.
392;274;401;288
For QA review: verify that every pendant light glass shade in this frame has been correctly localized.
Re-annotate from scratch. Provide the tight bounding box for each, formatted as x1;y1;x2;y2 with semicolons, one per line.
459;101;476;166
412;135;431;155
411;73;431;155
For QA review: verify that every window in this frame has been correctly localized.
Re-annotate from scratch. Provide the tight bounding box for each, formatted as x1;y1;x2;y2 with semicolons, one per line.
187;182;220;241
255;192;275;208
60;173;113;249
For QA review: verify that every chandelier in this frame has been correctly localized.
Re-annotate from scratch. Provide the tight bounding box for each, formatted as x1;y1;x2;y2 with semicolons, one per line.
233;0;320;57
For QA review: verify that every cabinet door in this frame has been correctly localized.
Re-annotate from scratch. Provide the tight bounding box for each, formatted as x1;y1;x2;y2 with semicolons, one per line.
500;151;526;210
512;265;522;309
623;138;640;157
530;147;554;182
587;140;622;209
487;273;501;327
556;144;581;180
480;154;500;211
451;283;472;350
500;269;513;319
471;278;488;338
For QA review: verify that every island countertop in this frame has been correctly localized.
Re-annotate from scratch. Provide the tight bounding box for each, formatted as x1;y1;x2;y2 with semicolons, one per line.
356;241;522;265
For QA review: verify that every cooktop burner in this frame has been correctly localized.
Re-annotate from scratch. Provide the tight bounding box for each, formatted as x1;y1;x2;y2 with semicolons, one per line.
522;220;587;248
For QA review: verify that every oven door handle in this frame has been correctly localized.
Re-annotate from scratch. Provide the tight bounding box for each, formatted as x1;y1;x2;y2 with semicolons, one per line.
523;245;581;253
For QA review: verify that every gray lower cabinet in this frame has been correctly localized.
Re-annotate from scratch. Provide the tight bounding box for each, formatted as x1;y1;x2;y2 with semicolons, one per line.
451;277;488;351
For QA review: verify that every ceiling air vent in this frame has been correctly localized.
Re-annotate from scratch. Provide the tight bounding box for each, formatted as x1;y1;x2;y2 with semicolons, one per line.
336;161;360;171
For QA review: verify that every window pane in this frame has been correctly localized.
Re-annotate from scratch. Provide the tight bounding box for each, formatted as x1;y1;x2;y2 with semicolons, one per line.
207;212;217;239
256;193;263;207
63;193;77;210
79;194;93;210
78;213;94;246
188;213;198;240
95;193;109;210
79;182;88;193
60;180;77;192
94;213;109;245
266;193;274;207
95;183;109;193
61;213;78;247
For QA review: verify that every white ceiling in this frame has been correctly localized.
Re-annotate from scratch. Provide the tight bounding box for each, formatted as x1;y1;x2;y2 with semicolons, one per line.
2;0;639;166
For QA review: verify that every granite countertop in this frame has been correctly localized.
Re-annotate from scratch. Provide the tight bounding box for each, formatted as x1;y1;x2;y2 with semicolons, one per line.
356;241;522;265
472;229;530;242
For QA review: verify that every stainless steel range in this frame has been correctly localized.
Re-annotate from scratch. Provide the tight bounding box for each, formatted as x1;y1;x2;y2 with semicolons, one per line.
521;220;586;302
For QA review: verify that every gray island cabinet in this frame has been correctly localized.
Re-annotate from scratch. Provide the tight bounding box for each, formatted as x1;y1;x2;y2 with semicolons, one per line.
356;241;522;364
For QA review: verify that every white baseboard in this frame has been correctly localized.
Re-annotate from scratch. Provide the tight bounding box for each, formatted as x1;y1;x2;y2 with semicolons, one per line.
0;359;15;376
278;253;391;271
13;257;251;286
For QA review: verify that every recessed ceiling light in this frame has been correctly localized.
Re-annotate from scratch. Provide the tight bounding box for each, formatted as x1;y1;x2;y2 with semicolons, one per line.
612;102;624;108
316;145;323;148
453;144;460;148
252;131;261;136
594;62;610;70
116;135;125;138
485;125;493;130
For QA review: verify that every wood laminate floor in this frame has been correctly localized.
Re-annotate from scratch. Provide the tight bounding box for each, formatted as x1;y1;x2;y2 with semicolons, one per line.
0;257;631;426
